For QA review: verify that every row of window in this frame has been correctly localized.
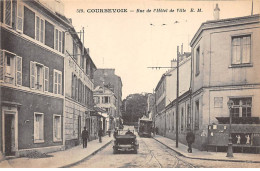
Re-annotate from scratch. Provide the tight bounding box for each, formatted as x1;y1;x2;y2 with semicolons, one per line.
1;0;64;54
71;73;93;106
195;35;252;76
94;96;112;104
34;112;62;143
0;49;62;95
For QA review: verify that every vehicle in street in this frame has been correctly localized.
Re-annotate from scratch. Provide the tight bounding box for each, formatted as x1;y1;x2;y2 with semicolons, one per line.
138;117;153;137
113;129;139;154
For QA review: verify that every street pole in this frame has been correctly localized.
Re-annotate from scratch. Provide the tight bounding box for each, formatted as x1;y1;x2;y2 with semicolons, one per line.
176;46;179;148
227;100;234;157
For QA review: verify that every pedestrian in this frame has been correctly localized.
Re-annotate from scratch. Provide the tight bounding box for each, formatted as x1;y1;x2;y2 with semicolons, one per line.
108;129;111;137
82;127;89;148
113;128;118;138
155;127;158;135
186;128;195;153
98;128;103;143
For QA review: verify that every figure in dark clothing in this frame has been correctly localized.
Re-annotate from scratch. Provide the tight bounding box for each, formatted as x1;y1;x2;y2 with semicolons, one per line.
155;127;159;135
186;130;195;153
113;129;118;138
108;129;111;137
82;127;89;148
125;129;133;135
98;129;103;143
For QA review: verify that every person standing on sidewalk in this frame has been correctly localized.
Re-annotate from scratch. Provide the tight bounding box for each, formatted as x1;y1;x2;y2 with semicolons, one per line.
82;127;89;148
186;128;195;153
98;128;103;143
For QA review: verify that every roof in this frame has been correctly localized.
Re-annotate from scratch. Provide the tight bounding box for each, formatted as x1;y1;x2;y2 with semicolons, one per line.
190;14;260;46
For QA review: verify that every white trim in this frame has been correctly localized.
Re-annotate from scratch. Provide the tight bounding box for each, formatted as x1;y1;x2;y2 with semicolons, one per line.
53;114;62;142
0;83;64;99
2;107;18;156
53;69;62;95
44;66;49;92
16;0;24;33
35;15;45;44
34;112;44;143
1;25;65;58
54;28;63;53
16;56;22;86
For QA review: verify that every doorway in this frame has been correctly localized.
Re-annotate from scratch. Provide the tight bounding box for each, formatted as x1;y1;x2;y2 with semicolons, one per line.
5;114;15;156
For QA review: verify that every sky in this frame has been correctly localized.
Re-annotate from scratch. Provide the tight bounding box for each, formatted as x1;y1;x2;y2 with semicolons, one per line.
60;0;260;99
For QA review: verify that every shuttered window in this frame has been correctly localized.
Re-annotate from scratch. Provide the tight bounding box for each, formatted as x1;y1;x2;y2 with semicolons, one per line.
16;1;23;32
0;50;4;81
0;50;22;86
35;16;44;43
54;29;64;53
30;61;36;89
4;0;12;27
54;69;62;95
16;56;22;86
44;66;49;92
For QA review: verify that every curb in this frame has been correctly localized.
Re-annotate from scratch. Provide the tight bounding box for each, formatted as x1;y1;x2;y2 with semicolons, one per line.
60;140;112;168
153;137;260;164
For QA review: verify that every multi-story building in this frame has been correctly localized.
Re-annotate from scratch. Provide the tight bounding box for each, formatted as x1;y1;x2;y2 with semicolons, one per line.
94;69;123;127
189;12;260;150
154;51;191;138
0;0;70;156
93;85;117;131
146;93;155;120
64;23;96;148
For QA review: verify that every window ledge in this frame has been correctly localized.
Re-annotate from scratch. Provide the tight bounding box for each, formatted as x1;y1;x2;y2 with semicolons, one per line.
229;64;253;68
34;140;44;144
53;139;62;143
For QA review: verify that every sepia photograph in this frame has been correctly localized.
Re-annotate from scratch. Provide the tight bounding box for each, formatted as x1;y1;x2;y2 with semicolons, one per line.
0;0;260;168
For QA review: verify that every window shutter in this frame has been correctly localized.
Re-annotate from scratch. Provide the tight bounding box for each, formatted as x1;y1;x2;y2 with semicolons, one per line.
44;66;49;92
0;50;4;81
58;72;61;94
5;0;12;26
16;56;22;86
30;61;36;88
54;71;57;94
17;2;23;32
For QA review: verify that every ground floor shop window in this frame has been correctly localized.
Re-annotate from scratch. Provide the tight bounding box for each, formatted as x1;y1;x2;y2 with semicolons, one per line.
195;100;199;130
230;97;252;117
34;112;44;143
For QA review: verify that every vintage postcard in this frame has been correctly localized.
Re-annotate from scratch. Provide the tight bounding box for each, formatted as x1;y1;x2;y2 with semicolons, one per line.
0;0;260;168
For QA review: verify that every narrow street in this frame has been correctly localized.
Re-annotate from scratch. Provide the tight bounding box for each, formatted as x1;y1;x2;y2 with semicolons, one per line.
72;134;260;168
72;136;195;168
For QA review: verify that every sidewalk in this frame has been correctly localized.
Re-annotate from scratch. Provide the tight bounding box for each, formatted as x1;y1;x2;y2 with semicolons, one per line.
153;135;260;163
0;136;113;168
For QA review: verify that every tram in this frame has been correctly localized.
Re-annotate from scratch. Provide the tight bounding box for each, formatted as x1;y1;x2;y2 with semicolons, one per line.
138;117;153;137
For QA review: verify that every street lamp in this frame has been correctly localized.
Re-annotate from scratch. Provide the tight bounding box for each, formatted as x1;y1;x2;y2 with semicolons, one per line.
227;99;234;157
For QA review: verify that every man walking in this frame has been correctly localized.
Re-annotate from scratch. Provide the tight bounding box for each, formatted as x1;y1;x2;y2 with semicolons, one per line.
98;128;103;143
186;128;195;153
82;127;89;148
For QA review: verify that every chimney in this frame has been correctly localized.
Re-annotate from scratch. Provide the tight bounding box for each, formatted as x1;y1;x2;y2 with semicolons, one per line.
171;59;177;68
68;18;72;24
214;3;220;20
